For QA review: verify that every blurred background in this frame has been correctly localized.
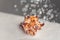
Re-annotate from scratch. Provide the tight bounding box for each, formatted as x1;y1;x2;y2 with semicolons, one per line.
0;0;60;23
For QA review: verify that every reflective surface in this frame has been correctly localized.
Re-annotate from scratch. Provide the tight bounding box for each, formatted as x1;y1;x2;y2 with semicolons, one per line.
0;12;60;40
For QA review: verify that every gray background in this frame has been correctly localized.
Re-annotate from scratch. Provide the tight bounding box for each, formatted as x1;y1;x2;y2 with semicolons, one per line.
0;0;60;15
0;0;60;23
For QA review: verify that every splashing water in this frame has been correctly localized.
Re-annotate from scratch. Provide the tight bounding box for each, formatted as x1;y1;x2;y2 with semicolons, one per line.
14;0;60;23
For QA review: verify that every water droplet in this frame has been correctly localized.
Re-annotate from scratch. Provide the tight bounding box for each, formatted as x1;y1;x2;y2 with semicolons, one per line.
25;4;29;8
31;0;34;3
14;5;17;8
49;14;54;19
41;8;45;13
20;0;27;5
30;9;36;15
29;7;32;9
37;9;41;12
43;16;47;20
43;4;48;8
31;4;36;7
55;15;58;17
46;9;53;15
39;11;42;14
22;7;28;12
32;9;36;13
36;0;40;2
34;1;39;4
23;13;27;16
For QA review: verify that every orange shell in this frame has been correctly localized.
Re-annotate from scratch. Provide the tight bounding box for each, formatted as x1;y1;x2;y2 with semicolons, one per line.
21;15;44;36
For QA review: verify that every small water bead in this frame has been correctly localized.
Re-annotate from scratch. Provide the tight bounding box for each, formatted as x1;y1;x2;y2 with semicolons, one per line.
48;4;54;8
30;4;36;8
30;0;34;3
20;0;27;5
23;12;27;16
43;16;47;20
29;7;32;9
39;11;42;14
30;9;36;15
41;8;45;13
25;4;29;8
32;9;36;13
49;14;54;19
46;9;53;15
37;9;41;12
14;4;17;8
43;4;48;8
36;0;40;2
37;9;42;14
22;7;28;12
20;0;24;4
55;15;58;17
44;16;49;20
34;1;39;4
